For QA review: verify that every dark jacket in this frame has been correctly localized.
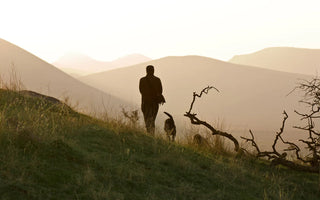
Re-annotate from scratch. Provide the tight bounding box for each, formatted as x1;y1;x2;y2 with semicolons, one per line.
139;75;163;104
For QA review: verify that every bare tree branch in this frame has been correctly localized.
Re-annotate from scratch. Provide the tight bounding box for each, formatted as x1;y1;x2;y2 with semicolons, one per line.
185;86;240;152
240;130;261;155
241;111;318;173
187;86;219;114
242;77;320;173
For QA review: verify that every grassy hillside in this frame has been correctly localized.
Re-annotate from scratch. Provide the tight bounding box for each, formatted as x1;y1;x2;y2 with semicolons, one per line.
0;89;319;200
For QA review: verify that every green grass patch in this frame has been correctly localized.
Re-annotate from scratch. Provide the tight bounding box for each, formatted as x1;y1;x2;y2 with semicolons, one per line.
0;89;319;199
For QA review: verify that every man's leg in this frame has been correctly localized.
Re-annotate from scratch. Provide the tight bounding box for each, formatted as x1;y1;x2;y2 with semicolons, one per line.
142;102;158;135
149;103;159;135
142;103;153;135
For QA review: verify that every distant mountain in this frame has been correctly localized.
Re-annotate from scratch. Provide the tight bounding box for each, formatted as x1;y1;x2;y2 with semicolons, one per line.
229;47;320;75
79;56;311;146
53;53;151;76
0;38;131;116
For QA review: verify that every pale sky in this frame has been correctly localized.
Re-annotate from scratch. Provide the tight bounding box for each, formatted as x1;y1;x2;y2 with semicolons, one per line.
1;0;320;63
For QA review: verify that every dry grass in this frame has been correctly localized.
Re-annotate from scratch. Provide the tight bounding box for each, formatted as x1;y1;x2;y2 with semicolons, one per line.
178;118;234;156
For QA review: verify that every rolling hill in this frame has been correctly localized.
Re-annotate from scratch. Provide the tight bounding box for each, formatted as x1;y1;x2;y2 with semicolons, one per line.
53;53;151;77
79;56;311;146
1;89;318;199
229;47;320;75
0;38;130;116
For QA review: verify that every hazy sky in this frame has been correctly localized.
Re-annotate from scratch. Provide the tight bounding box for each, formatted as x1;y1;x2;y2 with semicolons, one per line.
1;0;320;63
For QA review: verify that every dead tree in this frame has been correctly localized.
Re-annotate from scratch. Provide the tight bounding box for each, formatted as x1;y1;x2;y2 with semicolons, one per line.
241;111;319;173
293;78;320;170
184;86;240;152
241;78;320;173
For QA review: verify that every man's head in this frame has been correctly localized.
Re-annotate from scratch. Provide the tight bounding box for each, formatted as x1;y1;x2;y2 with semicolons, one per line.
146;65;154;75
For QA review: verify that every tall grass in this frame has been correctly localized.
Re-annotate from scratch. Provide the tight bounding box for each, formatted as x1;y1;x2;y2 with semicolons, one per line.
180;118;233;157
0;64;25;91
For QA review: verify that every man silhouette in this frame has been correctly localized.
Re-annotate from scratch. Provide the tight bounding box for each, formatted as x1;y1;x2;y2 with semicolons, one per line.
139;65;164;135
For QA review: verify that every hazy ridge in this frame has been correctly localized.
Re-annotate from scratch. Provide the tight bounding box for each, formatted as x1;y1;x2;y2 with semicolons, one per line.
229;47;320;75
1;38;316;147
53;53;151;77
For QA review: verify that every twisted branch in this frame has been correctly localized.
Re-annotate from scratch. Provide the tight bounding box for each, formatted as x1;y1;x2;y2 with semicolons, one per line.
187;86;219;113
185;86;239;152
241;110;319;173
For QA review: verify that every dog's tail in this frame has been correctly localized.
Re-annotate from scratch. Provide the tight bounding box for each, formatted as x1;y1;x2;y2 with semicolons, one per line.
164;111;173;120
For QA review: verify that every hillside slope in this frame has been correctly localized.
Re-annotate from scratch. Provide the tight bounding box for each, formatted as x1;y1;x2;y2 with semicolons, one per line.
0;89;319;199
0;38;130;116
229;47;320;75
79;56;311;146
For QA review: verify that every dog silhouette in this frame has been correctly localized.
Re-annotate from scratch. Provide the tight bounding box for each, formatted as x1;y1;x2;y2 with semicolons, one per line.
164;112;176;142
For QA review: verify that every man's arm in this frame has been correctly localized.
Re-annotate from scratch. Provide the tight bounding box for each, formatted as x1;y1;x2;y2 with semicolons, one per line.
159;79;163;94
139;78;143;94
155;77;163;94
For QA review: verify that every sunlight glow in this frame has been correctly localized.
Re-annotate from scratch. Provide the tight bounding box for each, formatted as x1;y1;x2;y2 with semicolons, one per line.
1;0;319;62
